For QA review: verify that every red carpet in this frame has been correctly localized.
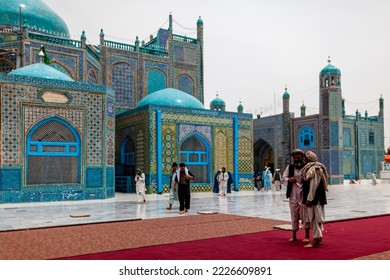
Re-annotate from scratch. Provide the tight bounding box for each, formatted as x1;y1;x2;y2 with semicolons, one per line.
59;215;390;260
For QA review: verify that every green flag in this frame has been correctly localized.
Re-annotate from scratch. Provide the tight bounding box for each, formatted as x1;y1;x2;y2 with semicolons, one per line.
41;46;51;65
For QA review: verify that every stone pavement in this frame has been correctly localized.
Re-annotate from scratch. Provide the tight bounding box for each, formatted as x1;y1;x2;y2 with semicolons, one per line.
1;180;389;231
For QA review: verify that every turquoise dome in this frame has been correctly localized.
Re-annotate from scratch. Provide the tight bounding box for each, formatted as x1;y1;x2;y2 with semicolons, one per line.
283;90;290;99
9;62;74;81
210;96;225;107
320;64;341;76
0;0;70;37
237;102;243;111
197;17;204;25
137;88;205;109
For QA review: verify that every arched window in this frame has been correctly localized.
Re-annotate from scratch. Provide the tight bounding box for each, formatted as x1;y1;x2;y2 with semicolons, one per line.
178;74;194;95
147;68;166;94
50;62;73;79
26;118;81;185
111;62;135;108
88;70;98;84
298;127;315;148
343;128;351;147
120;136;136;176
180;135;209;183
0;59;14;73
360;131;367;147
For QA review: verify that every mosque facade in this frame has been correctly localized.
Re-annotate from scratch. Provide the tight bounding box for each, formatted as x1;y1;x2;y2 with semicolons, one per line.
253;59;385;184
0;0;253;203
0;1;385;203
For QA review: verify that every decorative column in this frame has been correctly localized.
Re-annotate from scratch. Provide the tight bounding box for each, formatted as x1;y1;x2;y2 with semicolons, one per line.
156;110;163;193
233;116;239;191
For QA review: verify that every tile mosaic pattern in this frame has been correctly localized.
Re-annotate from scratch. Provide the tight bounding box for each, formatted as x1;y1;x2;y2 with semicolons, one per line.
162;123;177;173
0;74;113;203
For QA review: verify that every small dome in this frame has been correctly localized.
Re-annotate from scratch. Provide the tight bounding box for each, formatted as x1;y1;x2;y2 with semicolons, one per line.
320;57;341;76
0;0;70;38
197;16;203;25
283;89;290;99
320;64;341;76
9;63;74;81
237;101;243;112
210;96;225;107
137;88;205;109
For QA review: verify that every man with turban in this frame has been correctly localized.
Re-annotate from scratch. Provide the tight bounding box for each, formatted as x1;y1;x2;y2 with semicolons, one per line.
300;151;328;248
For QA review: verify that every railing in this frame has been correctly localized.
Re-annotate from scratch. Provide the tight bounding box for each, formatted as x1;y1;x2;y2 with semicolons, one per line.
104;40;136;51
28;32;81;48
139;47;167;57
172;34;197;44
115;176;135;193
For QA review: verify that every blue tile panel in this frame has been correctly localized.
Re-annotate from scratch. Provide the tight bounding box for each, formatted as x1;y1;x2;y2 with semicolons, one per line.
330;121;339;147
0;169;21;191
86;167;103;188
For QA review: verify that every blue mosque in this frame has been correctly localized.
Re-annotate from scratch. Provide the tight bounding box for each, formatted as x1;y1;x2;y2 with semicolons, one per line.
0;0;384;203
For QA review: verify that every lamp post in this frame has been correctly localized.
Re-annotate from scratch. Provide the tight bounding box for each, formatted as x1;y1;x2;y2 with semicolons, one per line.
18;4;25;68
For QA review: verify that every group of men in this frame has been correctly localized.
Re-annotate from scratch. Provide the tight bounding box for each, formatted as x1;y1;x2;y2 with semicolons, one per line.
135;162;194;215
136;148;328;248
213;167;233;196
283;149;328;248
166;162;194;214
253;167;282;192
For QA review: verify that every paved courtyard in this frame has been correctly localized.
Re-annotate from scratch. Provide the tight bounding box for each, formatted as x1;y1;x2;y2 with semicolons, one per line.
1;180;389;231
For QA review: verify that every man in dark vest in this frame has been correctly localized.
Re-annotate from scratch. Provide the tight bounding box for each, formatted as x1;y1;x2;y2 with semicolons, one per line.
282;149;311;243
176;163;194;214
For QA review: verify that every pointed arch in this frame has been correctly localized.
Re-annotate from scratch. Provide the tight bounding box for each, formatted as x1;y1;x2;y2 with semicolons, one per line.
180;134;210;183
110;61;135;108
26;117;81;185
147;68;167;94
87;69;98;84
50;60;74;79
120;135;136;176
177;74;194;95
0;58;15;73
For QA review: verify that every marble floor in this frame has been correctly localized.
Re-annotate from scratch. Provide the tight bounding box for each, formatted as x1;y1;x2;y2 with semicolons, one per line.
1;180;389;231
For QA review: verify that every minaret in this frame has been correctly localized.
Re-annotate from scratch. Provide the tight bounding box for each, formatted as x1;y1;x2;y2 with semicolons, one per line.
300;102;306;117
197;16;204;104
319;57;343;184
282;85;290;114
237;100;243;113
282;85;292;167
379;94;384;118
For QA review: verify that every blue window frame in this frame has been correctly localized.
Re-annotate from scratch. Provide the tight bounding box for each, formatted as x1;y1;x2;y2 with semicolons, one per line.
26;117;81;185
180;134;209;183
298;126;315;148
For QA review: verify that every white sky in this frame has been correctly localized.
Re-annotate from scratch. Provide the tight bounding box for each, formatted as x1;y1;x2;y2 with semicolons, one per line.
43;0;390;148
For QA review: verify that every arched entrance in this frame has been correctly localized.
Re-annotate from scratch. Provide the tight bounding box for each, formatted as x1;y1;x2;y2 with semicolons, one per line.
120;136;136;176
254;139;274;173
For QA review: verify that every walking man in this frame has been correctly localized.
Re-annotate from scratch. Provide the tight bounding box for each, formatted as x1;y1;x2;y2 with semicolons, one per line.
135;168;146;204
218;167;229;196
166;162;178;210
272;169;282;191
176;163;194;214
